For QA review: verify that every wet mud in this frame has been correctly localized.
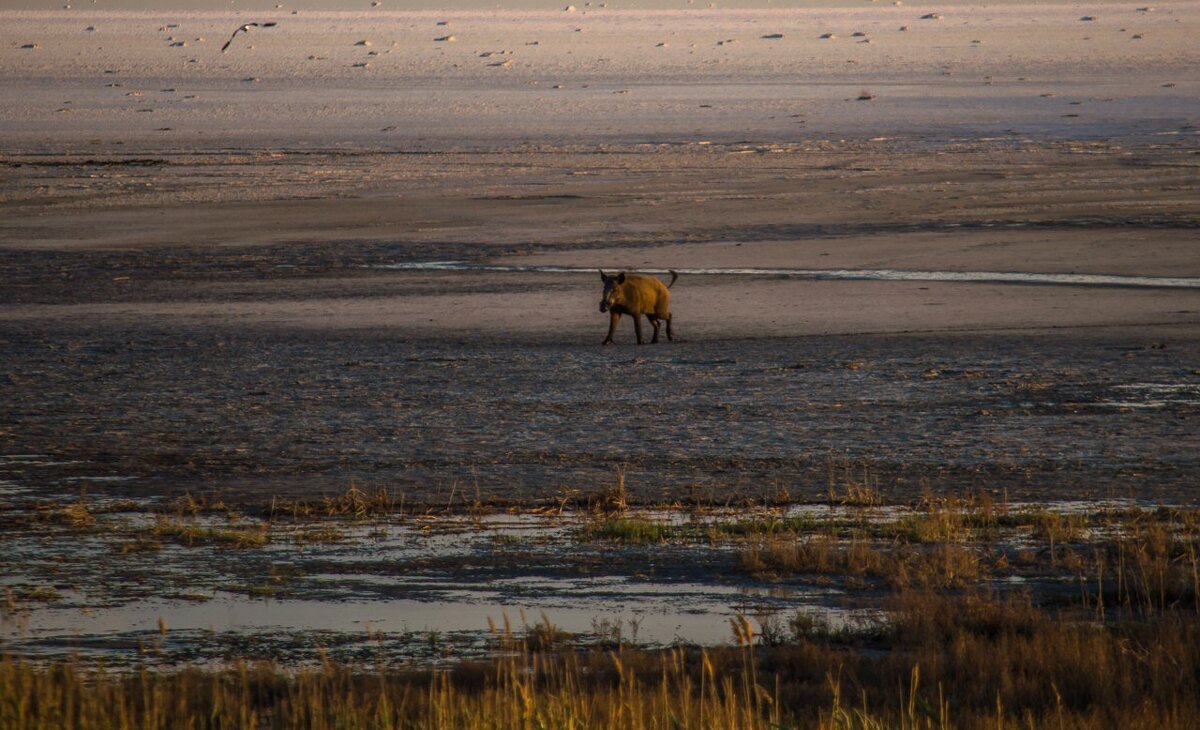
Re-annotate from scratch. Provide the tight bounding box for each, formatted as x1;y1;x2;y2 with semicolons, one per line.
2;323;1198;508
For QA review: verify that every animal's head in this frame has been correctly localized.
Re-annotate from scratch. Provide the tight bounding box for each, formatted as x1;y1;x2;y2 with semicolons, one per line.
599;270;626;313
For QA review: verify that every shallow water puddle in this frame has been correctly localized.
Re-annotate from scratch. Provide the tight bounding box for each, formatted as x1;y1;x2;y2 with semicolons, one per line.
1096;382;1200;409
0;454;86;469
374;262;1200;289
6;584;852;652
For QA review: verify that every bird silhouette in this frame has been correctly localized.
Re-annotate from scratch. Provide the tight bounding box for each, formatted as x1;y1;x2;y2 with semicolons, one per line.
220;22;278;53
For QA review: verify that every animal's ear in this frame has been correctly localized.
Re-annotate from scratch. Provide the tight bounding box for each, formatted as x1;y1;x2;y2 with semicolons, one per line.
616;273;626;284
599;269;607;281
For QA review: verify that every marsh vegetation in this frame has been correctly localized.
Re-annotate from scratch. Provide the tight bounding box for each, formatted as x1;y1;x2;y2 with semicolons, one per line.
3;481;1197;728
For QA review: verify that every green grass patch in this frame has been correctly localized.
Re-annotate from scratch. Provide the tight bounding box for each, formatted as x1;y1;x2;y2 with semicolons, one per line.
293;526;345;545
245;583;280;599
706;514;819;537
584;518;674;544
156;522;269;549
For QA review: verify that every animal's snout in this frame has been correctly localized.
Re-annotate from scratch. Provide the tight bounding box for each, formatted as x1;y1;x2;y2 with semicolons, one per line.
599;301;609;313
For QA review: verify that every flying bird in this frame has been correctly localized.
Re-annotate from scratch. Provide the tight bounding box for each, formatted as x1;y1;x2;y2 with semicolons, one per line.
220;22;277;53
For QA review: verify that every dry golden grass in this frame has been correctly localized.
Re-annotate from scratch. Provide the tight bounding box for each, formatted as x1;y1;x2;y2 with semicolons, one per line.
740;531;982;589
152;516;269;548
738;498;1200;606
589;468;631;514
267;484;403;521
826;453;882;508
0;647;786;730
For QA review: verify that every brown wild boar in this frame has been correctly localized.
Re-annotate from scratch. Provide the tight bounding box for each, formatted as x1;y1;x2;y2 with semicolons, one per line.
598;269;677;345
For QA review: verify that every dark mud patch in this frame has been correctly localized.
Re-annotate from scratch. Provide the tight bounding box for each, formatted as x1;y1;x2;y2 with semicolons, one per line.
2;158;168;168
1;328;1197;508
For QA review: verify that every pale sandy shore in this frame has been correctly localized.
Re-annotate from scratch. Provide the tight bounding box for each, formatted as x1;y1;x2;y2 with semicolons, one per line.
1;4;1198;148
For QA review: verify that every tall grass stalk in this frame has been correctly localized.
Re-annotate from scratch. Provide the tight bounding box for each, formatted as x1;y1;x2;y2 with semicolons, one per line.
0;647;784;730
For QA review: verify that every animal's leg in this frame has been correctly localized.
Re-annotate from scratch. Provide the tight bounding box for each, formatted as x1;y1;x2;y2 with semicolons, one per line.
633;315;644;345
603;312;621;345
648;316;661;343
666;315;674;342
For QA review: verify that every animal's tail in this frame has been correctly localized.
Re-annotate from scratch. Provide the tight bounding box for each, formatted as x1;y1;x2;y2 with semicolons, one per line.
667;270;678;289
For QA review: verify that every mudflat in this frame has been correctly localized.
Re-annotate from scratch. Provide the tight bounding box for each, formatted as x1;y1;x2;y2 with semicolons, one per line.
2;4;1199;508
